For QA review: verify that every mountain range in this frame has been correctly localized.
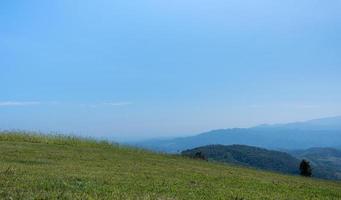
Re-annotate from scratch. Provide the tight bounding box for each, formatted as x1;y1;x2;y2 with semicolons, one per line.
136;116;341;153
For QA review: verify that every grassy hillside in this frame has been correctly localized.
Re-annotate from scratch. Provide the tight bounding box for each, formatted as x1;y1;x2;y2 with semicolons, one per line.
0;132;341;199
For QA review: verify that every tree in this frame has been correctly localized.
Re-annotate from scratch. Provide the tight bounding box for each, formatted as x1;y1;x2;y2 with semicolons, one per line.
299;159;312;177
193;151;207;161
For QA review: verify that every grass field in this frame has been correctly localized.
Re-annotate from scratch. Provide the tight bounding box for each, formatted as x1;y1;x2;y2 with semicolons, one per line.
0;132;340;199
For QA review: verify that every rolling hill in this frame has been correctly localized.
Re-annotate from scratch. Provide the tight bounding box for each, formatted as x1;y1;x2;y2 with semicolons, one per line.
181;145;300;174
136;116;341;153
181;145;341;180
0;132;341;199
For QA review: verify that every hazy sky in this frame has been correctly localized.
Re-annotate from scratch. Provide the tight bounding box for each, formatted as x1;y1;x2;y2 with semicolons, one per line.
1;0;341;141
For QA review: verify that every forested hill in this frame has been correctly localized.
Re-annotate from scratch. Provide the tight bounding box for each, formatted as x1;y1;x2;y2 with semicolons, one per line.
288;147;341;180
182;144;300;174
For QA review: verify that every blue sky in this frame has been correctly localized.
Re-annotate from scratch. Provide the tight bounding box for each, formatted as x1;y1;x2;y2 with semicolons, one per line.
1;0;341;141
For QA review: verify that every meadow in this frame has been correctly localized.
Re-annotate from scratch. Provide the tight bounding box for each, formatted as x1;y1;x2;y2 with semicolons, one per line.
0;131;340;200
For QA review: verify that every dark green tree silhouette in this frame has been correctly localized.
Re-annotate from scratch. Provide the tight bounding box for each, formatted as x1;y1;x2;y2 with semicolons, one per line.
194;151;207;161
299;159;312;177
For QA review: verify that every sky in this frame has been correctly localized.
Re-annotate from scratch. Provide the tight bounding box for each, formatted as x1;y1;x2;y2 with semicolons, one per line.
1;0;341;141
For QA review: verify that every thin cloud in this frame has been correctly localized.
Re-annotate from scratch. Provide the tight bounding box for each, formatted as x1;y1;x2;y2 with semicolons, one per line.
0;101;132;107
248;103;320;109
0;101;41;107
103;102;133;106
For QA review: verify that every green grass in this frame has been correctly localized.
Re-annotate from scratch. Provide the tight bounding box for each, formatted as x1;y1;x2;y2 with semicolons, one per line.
0;132;340;199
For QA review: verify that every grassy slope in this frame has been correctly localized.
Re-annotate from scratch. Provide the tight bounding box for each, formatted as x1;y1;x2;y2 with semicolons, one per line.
0;133;340;200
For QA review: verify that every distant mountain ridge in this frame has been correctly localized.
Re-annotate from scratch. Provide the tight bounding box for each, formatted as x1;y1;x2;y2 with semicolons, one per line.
136;116;341;153
255;116;341;131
